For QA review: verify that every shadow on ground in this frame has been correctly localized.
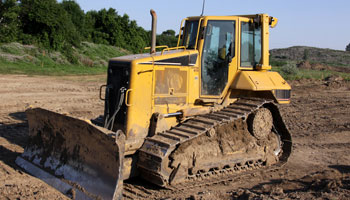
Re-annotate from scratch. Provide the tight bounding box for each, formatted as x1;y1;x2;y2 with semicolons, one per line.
329;165;350;174
0;112;29;171
0;123;28;149
9;111;27;122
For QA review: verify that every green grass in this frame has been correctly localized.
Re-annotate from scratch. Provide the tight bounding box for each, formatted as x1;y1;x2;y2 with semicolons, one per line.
0;43;24;55
1;42;348;79
0;42;129;76
272;66;350;81
0;59;106;76
77;42;129;62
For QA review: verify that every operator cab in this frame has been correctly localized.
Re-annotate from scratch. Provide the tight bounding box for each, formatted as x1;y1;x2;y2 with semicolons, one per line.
178;15;275;98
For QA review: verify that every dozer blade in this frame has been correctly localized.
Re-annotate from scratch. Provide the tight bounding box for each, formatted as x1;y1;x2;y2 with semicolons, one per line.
16;108;125;200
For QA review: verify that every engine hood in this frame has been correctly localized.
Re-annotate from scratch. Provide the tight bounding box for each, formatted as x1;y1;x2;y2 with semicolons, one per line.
110;49;199;67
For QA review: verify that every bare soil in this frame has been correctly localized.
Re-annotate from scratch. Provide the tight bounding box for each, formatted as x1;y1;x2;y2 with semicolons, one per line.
297;60;350;73
1;75;350;199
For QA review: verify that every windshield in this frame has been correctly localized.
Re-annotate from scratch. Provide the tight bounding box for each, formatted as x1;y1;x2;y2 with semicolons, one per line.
181;20;199;49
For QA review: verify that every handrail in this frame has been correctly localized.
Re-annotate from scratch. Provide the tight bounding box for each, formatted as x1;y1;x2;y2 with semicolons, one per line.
177;18;188;47
161;46;187;55
125;89;133;107
144;45;168;50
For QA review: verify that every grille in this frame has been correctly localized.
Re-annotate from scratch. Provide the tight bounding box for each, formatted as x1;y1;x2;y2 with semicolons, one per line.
275;90;291;100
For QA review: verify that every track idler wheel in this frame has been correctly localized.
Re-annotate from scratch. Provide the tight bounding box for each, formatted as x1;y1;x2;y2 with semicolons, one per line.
247;107;273;140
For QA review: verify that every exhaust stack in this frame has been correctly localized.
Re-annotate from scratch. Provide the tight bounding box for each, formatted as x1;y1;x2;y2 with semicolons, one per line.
150;9;157;54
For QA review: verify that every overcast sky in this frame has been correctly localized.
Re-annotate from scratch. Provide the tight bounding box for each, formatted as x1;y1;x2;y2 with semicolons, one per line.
75;0;350;50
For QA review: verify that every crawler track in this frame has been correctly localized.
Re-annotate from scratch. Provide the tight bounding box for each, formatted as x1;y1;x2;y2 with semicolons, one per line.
138;98;292;188
122;162;285;199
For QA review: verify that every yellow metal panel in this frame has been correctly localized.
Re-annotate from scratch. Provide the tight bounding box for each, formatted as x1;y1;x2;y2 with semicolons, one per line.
155;68;187;94
277;100;290;104
257;14;271;71
125;61;153;151
268;72;291;90
187;66;200;104
231;71;291;91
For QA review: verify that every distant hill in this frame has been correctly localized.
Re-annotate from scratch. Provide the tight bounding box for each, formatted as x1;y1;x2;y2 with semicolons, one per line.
270;46;350;67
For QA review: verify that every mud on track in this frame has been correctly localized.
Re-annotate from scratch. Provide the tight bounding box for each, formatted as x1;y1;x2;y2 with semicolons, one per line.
0;75;350;199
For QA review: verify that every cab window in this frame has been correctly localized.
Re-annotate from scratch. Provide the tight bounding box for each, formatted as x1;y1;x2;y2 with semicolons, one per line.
182;20;199;49
241;22;261;67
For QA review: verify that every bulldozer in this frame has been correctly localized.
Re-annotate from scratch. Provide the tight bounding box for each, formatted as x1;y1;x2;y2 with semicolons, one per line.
16;10;292;200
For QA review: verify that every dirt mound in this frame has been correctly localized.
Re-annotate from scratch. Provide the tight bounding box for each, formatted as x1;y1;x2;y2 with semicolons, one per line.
332;66;350;73
297;60;350;75
322;75;350;88
312;63;333;71
297;61;312;69
324;75;344;82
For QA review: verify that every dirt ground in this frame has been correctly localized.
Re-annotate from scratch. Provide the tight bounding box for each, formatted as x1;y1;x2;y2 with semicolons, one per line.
0;74;350;199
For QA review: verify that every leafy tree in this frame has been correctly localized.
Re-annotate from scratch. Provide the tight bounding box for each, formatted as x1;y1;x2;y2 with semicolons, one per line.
88;9;149;53
61;0;85;39
0;1;3;19
122;18;149;52
157;29;178;48
162;29;176;37
0;0;168;55
0;0;21;43
84;10;103;43
20;0;79;49
346;43;350;52
85;9;119;46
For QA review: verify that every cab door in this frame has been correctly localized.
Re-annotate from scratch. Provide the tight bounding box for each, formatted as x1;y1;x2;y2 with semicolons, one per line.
200;19;237;98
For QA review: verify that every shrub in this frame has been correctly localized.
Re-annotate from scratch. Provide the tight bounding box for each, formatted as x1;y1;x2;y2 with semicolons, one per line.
270;60;287;67
62;44;78;64
281;62;298;75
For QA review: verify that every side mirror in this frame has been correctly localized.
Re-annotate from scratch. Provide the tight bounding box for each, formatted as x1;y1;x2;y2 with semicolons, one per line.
269;17;278;28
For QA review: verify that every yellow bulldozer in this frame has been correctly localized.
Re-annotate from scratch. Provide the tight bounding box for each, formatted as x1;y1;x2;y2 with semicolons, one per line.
16;10;292;199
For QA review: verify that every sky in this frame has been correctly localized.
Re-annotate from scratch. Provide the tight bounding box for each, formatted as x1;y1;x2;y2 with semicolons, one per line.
74;0;350;50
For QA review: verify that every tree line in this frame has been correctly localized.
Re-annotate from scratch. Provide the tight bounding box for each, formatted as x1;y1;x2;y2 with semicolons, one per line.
0;0;178;55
